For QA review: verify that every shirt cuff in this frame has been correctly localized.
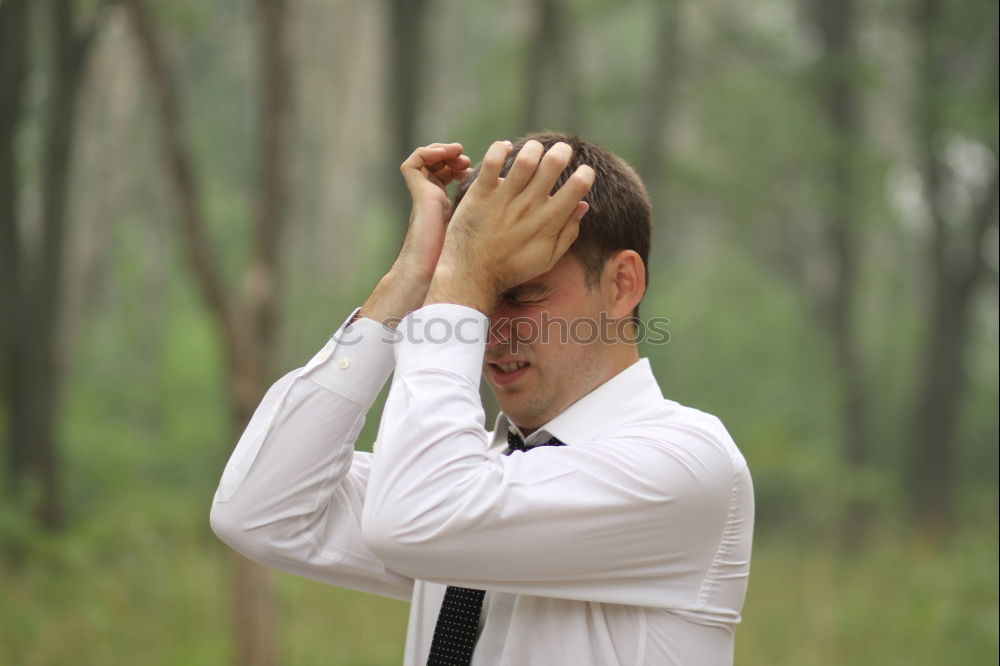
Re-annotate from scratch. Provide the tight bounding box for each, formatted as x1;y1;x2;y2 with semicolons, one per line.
299;307;397;405
394;303;489;388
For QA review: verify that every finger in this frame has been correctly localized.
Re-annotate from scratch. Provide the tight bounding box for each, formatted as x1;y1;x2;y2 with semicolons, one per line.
445;154;472;171
428;151;470;173
431;166;456;186
418;143;463;164
476;140;513;189
401;143;463;173
420;142;462;156
552;201;589;260
400;145;459;193
456;168;474;179
546;164;595;220
448;167;476;186
430;157;471;185
402;145;441;169
444;168;473;185
501;139;544;193
401;149;446;191
521;141;573;201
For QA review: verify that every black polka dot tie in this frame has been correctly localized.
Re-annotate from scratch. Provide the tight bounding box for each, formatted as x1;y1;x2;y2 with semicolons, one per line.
426;586;487;665
504;429;566;455
426;430;564;666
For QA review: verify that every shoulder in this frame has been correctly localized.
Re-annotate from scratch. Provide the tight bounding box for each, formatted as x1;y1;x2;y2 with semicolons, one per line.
590;399;749;501
629;398;745;468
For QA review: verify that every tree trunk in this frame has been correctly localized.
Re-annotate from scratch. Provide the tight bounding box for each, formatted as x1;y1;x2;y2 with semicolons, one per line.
636;0;683;202
908;0;999;531
123;0;294;662
29;0;97;527
521;0;559;133
909;267;976;528
909;168;998;529
386;0;428;231
808;0;873;541
2;0;98;529
0;0;29;496
521;0;580;134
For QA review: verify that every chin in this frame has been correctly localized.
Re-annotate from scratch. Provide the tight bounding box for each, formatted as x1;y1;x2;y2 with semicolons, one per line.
502;401;547;427
496;400;524;421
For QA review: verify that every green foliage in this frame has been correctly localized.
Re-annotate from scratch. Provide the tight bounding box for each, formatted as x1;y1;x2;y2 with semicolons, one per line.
736;527;999;666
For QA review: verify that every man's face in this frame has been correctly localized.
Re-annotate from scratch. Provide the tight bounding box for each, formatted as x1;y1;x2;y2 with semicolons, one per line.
483;253;610;433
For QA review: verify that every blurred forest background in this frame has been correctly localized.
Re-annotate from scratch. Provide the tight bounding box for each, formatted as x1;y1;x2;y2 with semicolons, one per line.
1;0;997;664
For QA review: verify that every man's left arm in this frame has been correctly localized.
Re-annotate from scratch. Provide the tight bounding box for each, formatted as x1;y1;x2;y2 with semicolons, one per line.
360;302;741;609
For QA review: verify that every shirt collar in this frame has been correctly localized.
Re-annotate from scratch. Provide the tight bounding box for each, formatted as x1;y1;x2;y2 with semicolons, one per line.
491;357;664;448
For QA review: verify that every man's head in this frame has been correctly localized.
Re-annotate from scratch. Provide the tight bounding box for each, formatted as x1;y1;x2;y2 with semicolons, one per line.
453;132;652;308
454;132;653;433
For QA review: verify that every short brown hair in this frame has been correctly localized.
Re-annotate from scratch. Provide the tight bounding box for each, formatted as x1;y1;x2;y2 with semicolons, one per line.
453;132;651;313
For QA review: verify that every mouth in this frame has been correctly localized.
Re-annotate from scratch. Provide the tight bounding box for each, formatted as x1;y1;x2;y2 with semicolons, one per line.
487;360;531;387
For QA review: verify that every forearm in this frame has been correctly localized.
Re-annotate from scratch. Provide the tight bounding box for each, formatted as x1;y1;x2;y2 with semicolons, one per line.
210;311;408;593
424;262;496;316
360;264;433;327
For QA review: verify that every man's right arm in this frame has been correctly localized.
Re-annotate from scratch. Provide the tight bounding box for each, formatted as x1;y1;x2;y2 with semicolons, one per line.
209;309;414;600
209;142;472;599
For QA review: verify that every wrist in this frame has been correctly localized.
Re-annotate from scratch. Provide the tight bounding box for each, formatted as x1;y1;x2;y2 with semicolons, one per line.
390;252;437;286
360;268;432;328
424;263;497;316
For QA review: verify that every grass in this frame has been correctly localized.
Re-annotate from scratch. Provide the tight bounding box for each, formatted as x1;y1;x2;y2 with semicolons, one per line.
1;497;995;665
735;527;998;665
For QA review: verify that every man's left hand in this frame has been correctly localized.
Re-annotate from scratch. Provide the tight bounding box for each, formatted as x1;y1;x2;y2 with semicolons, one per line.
425;139;594;315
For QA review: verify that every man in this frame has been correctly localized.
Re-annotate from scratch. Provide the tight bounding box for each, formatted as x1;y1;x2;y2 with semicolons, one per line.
210;133;754;666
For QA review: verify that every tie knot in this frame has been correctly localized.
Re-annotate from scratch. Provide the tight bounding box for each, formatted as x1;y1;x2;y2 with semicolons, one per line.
505;429;565;455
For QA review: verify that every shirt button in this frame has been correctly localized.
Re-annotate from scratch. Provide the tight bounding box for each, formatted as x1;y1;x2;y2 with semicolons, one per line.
337;357;350;369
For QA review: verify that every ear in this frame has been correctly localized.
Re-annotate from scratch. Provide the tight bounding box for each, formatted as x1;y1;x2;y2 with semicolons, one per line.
600;250;645;319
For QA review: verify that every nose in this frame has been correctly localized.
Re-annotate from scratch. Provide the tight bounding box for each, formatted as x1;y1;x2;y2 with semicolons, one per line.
486;314;510;352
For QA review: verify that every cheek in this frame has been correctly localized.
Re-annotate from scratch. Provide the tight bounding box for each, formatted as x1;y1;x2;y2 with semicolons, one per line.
512;320;535;341
509;313;546;346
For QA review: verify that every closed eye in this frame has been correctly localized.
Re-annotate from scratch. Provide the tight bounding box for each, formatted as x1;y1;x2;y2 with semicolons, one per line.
501;285;549;305
503;294;546;305
503;294;547;307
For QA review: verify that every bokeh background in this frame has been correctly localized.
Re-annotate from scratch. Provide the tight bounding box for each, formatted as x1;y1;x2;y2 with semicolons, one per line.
1;0;997;664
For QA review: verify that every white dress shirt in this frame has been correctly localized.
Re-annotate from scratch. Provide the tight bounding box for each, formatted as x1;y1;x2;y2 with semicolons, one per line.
211;303;754;666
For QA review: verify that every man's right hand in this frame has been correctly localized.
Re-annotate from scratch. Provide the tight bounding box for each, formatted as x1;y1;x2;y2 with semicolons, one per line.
396;143;472;282
359;143;471;327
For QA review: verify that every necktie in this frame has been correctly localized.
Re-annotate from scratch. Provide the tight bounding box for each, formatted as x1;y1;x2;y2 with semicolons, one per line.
425;430;565;666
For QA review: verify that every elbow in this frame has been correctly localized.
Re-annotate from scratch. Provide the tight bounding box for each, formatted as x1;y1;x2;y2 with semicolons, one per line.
360;507;433;577
360;499;475;581
359;509;402;568
209;500;240;547
210;499;262;560
361;486;488;578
